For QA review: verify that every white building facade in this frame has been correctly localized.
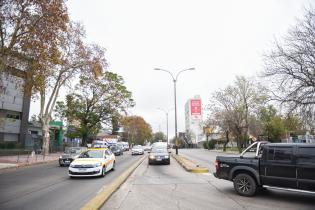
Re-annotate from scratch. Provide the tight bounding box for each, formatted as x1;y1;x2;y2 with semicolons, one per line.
185;95;204;145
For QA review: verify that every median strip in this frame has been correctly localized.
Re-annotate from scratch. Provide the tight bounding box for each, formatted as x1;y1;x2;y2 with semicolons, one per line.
80;155;146;210
171;153;208;173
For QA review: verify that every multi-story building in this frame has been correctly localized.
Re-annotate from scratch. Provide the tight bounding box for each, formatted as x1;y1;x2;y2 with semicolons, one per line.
185;95;204;146
0;70;31;145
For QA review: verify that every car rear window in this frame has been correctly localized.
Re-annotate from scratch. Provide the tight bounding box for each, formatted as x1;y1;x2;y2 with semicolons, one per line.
297;147;315;164
267;146;293;162
151;147;167;153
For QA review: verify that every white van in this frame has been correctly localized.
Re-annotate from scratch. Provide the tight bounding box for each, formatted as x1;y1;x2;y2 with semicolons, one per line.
117;141;129;151
92;140;108;148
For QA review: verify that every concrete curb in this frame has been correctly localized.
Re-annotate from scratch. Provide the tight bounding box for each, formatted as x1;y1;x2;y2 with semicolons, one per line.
171;153;208;173
80;155;147;210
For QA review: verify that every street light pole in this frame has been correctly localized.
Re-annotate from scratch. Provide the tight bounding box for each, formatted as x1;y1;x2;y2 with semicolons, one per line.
157;108;173;145
173;80;178;152
154;68;195;155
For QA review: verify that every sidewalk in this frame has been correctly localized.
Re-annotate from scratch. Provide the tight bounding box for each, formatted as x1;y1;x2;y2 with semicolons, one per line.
0;152;62;170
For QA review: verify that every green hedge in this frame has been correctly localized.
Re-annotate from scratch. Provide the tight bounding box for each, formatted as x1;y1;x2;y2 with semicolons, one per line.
0;142;23;149
208;140;217;150
0;149;31;156
203;141;208;149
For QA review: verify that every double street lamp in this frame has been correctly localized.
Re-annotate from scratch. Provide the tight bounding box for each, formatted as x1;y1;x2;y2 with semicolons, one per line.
154;67;195;155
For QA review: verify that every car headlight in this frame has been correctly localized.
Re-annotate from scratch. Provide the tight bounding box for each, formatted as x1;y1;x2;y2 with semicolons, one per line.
149;155;155;159
59;156;62;159
69;163;74;168
164;155;169;158
94;163;101;167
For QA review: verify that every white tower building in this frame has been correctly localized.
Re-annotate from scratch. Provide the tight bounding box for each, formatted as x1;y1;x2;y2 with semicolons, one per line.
185;95;203;145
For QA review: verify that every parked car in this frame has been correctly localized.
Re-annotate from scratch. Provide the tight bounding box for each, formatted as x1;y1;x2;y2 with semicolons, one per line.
131;145;144;155
214;141;315;196
68;148;115;178
148;146;170;165
59;147;87;166
110;145;124;156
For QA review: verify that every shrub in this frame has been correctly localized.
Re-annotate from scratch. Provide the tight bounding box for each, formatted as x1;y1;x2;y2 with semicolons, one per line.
7;142;16;149
208;140;217;150
203;141;208;149
0;142;20;149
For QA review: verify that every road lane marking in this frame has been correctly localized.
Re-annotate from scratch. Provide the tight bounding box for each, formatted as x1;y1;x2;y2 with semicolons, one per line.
81;155;146;210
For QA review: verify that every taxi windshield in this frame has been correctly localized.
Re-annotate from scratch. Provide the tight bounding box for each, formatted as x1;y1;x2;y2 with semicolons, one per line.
79;150;103;158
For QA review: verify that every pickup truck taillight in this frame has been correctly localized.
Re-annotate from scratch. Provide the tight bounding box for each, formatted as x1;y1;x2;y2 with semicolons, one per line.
215;160;220;171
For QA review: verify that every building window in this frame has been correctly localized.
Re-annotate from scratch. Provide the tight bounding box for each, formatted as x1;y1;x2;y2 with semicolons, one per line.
6;113;20;120
30;130;38;135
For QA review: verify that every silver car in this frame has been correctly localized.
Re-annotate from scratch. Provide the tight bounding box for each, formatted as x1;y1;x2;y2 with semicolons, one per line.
131;145;144;155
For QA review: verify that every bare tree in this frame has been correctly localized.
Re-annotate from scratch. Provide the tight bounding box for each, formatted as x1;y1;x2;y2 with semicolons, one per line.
38;23;107;154
206;110;232;152
208;76;267;152
264;8;315;126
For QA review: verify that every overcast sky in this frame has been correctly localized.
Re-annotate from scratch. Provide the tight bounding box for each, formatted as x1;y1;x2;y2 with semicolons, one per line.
30;0;314;137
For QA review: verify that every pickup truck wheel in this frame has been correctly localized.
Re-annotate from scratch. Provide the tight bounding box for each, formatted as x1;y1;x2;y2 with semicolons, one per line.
233;173;257;196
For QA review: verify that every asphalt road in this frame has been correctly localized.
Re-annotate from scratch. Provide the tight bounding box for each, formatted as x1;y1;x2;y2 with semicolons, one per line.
0;151;143;210
103;149;315;210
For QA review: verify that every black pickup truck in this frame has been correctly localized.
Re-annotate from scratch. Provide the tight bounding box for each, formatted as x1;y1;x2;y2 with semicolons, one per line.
214;142;315;196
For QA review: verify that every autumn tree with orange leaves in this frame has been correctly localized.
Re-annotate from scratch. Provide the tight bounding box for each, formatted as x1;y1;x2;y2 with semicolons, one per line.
121;116;152;146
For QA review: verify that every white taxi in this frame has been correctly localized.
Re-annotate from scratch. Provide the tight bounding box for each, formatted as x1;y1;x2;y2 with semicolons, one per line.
68;148;115;177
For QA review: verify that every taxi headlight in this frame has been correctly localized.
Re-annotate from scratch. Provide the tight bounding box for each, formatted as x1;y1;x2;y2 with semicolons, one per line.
149;155;155;159
94;163;101;167
69;163;74;168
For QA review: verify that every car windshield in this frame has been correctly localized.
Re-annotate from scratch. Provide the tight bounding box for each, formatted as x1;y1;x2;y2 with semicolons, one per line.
79;150;103;158
133;145;142;149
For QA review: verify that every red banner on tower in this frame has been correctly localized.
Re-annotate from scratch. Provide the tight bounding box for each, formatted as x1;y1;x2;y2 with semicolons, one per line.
190;99;201;118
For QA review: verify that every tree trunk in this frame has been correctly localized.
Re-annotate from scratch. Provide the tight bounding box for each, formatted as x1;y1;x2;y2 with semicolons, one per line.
42;120;50;155
223;130;229;152
81;133;88;146
236;133;242;153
